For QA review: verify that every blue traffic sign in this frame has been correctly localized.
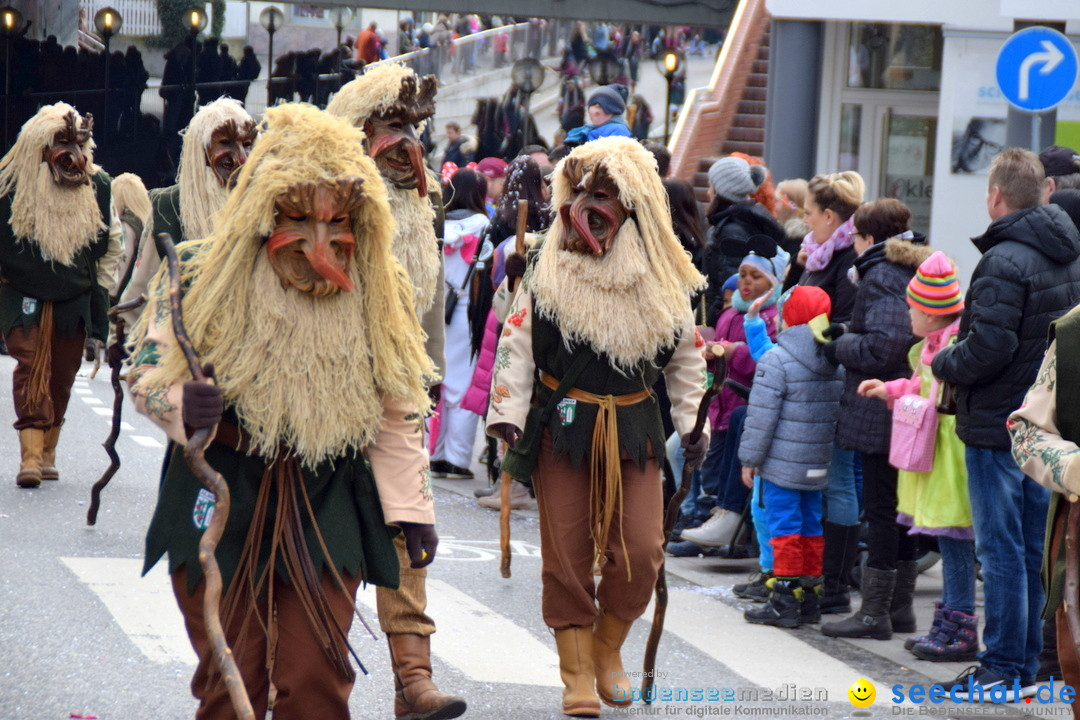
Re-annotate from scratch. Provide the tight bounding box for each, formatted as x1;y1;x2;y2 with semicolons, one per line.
996;27;1078;113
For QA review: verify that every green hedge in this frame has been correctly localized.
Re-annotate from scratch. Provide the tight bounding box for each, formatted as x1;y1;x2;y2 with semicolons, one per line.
151;0;226;49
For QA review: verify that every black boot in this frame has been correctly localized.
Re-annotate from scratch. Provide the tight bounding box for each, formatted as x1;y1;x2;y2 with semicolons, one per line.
799;576;823;625
820;566;896;640
891;560;919;633
821;521;859;615
745;578;802;628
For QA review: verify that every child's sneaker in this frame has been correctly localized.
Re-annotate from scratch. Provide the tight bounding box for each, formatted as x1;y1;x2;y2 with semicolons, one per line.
733;571;773;602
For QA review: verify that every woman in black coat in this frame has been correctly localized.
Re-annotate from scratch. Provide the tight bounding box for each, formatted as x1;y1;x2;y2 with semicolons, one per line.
820;198;931;641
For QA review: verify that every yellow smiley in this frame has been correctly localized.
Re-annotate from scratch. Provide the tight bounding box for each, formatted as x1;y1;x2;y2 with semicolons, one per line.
848;678;876;708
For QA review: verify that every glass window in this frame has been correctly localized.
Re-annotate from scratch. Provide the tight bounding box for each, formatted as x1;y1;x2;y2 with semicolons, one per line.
838;104;861;172
881;113;936;235
847;24;942;91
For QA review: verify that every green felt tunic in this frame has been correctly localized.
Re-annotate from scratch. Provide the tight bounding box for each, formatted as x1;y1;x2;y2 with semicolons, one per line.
504;308;677;482
144;409;401;596
0;171;112;341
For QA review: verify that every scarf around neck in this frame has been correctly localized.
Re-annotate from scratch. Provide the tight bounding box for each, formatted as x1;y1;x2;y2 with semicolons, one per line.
802;216;855;273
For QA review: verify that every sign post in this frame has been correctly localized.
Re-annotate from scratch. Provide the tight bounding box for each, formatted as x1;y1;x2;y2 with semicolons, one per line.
996;26;1079;151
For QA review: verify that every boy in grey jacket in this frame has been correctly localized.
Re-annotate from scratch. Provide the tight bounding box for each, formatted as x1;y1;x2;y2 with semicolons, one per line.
740;286;845;627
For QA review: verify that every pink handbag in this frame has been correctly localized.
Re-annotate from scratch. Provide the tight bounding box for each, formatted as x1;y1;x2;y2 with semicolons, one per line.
888;378;938;473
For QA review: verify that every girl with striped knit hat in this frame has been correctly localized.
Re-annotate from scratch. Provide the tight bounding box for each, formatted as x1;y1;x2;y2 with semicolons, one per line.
857;251;977;663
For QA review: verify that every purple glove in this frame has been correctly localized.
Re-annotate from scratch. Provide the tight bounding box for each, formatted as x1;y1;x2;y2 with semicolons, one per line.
398;522;438;568
680;433;709;470
489;422;522;447
182;363;222;436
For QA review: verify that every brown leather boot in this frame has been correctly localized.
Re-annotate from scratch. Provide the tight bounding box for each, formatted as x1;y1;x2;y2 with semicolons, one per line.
387;633;466;720
16;428;44;488
554;627;601;717
41;425;61;481
593;610;633;707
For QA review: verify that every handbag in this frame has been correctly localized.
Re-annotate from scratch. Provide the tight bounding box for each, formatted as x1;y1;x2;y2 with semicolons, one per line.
888;377;939;473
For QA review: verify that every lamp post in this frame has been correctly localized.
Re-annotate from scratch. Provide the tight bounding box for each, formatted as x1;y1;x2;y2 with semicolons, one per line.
327;7;354;91
259;7;284;108
185;6;207;106
657;49;684;145
93;7;122;145
0;5;23;153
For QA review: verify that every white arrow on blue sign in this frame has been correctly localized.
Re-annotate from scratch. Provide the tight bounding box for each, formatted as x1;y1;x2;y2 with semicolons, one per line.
996;27;1078;113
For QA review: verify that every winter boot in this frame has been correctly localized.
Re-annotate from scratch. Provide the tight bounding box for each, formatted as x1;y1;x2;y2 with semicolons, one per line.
680;506;743;548
891;560;919;633
592;611;633;707
733;571;773;602
41;425;61;481
387;634;467;720
799;576;823;625
820;521;859;615
478;480;536;510
905;601;947;651
744;578;803;628
911;609;979;663
16;428;44;488
820;566;896;640
554;627;602;717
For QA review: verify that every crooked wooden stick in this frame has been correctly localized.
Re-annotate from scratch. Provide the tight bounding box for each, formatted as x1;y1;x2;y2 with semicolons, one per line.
156;233;255;720
87;296;145;526
642;357;726;702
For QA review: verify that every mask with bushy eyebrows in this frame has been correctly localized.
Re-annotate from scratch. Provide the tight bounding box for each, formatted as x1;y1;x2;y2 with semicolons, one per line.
205;118;258;188
43;111;92;187
362;73;437;197
557;157;629;256
266;177;365;297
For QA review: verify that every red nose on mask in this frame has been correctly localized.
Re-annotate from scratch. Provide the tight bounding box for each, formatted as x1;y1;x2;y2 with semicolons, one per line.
561;199;603;256
370;132;428;198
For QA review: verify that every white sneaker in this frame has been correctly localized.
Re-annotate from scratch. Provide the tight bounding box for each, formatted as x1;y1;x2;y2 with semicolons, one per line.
680;507;743;547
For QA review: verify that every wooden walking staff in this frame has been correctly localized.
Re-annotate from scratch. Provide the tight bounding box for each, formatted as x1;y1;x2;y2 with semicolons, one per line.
641;358;726;701
155;232;255;720
87;296;145;525
499;200;531;579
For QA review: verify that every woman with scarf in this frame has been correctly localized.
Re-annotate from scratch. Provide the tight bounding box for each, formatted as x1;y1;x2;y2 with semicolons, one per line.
796;171;866;616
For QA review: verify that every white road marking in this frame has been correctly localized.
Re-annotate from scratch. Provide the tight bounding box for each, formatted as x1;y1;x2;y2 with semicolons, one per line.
74;388;92;395
120;422;135;431
650;587;887;700
81;397;103;405
92;407;112;416
60;557;196;666
131;435;164;448
356;580;561;687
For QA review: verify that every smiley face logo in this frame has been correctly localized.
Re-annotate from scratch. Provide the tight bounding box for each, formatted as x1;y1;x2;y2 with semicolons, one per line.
848;678;876;708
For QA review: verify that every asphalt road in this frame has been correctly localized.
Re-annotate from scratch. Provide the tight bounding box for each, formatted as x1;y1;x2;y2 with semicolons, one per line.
0;355;1058;720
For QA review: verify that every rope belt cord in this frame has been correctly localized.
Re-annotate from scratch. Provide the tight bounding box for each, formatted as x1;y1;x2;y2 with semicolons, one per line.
539;371;651;582
24;300;55;413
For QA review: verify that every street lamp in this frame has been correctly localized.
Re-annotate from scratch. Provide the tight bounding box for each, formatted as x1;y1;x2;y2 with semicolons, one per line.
0;5;24;153
186;5;207;100
94;7;122;144
259;7;284;107
326;7;354;90
586;51;622;87
656;49;684;144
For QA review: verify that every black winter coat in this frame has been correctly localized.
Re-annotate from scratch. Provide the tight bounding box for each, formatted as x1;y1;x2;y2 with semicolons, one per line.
798;245;858;325
703;201;786;325
933;204;1080;449
833;240;931;455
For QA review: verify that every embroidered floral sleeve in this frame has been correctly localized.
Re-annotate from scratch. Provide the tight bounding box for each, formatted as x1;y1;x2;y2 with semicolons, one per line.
127;280;187;445
486;289;535;435
1008;342;1080;500
662;310;710;444
367;395;436;525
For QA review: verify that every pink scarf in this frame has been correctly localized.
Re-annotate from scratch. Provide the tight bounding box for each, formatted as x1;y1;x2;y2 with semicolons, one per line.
920;320;961;367
801;217;856;273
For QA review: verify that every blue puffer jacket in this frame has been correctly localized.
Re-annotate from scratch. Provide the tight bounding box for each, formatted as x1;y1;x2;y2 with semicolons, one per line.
739;324;845;491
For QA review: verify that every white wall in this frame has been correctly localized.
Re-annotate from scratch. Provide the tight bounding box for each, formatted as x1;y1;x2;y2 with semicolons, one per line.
766;0;1010;32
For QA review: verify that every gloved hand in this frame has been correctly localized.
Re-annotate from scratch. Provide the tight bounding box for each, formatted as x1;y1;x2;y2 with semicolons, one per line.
182;363;223;437
106;342;128;367
428;382;442;407
822;341;840;366
680;432;709;470
489;422;523;447
504;252;527;292
822;322;846;341
398;522;438;568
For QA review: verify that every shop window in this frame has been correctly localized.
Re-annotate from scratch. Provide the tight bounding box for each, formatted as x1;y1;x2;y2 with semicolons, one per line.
847;24;942;91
